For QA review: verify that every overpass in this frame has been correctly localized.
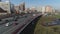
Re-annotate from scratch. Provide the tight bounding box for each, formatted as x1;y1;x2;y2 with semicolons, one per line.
0;13;42;34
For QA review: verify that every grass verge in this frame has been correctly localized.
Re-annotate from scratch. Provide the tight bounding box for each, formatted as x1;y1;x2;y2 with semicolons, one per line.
34;15;60;34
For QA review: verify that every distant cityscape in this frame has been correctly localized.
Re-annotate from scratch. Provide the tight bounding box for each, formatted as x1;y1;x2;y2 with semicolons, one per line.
0;0;60;15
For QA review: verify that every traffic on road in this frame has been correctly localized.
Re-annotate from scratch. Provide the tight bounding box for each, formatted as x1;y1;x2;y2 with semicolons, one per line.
0;12;41;34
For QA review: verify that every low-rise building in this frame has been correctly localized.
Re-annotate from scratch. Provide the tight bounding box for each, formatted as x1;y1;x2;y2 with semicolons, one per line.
0;8;7;15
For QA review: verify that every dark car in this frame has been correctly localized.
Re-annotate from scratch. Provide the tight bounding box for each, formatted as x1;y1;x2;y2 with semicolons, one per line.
13;16;20;21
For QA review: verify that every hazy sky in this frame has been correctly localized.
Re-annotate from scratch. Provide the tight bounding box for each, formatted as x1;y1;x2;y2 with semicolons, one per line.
2;0;60;9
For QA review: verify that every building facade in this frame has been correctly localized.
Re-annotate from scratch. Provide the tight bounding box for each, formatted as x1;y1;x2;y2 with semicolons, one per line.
41;6;46;14
14;6;20;14
45;6;53;13
19;2;25;11
0;1;15;14
37;6;42;12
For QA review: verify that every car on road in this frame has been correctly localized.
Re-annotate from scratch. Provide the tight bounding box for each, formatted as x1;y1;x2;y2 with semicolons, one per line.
13;16;20;21
5;23;9;26
33;14;36;16
5;19;15;26
0;20;9;25
5;22;13;27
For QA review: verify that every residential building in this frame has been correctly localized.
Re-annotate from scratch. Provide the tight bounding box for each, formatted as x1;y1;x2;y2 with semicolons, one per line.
0;8;7;15
0;0;15;14
45;6;53;13
14;6;20;14
19;2;25;11
41;6;45;14
37;6;42;12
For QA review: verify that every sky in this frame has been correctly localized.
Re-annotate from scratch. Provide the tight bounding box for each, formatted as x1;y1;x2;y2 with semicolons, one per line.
2;0;60;9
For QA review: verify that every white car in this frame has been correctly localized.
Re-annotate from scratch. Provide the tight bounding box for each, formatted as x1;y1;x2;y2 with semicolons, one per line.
33;14;36;16
5;23;9;26
5;22;13;27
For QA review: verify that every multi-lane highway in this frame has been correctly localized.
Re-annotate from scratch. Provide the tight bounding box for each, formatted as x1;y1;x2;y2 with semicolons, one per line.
0;12;42;34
